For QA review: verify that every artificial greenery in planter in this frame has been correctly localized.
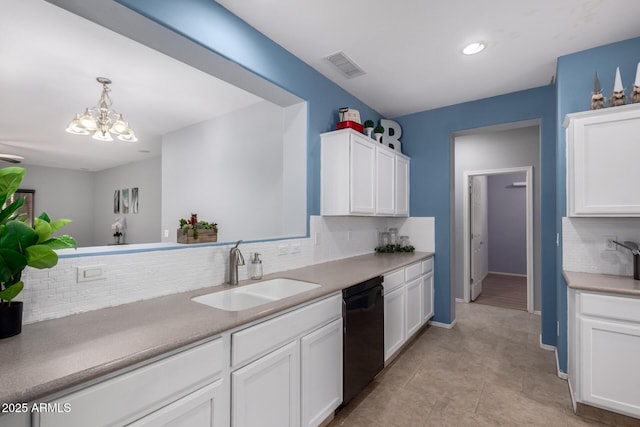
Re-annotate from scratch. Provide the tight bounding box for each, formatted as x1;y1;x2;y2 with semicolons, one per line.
374;124;385;143
0;167;76;338
178;213;218;243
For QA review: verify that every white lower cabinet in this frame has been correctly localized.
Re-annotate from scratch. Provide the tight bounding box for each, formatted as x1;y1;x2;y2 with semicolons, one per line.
231;293;343;427
383;257;434;363
384;284;406;361
129;379;225;427
422;271;434;323
569;289;640;419
232;341;301;427
405;277;422;338
301;319;343;427
38;337;228;427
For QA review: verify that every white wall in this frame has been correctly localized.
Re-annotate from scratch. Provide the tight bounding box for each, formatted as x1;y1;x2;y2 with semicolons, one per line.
93;156;161;245
454;124;541;309
20;215;435;323
162;100;306;243
20;164;95;247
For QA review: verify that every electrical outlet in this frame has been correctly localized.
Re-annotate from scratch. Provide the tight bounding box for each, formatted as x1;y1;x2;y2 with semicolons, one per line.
278;244;289;255
604;235;617;251
164;229;169;238
290;243;301;254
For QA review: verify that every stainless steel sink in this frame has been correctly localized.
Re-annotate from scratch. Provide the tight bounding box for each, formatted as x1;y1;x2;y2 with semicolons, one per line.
192;278;320;311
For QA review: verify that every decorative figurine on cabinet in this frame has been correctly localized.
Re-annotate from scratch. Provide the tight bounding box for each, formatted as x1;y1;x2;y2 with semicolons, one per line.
609;66;627;107
632;62;640;104
590;72;605;110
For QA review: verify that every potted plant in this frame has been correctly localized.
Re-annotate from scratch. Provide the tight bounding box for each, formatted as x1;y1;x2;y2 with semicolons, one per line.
374;124;385;143
363;120;374;138
177;213;218;243
0;167;76;339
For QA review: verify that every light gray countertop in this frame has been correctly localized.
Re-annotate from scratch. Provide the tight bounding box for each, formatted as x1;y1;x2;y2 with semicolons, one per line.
563;270;640;297
0;251;433;405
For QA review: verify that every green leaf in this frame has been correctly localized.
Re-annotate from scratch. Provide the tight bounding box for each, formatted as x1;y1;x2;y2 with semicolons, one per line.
34;217;53;243
37;212;51;223
41;235;77;250
0;248;28;283
0;221;38;252
0;167;25;199
0;281;23;302
49;218;71;233
0;197;24;225
25;244;58;269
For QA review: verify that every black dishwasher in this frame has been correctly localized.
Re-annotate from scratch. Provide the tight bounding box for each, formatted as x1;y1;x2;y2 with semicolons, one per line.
342;275;384;406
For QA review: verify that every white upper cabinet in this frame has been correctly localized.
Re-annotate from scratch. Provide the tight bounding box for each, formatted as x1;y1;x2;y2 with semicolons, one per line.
565;104;640;216
395;155;410;216
321;129;410;217
376;147;396;214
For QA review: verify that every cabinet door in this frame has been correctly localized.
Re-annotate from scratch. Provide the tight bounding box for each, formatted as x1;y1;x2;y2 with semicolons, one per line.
405;277;422;338
422;272;434;324
349;136;376;214
232;340;300;427
579;317;640;417
128;379;225;427
301;319;343;427
567;106;640;216
395;155;409;216
384;285;405;362
375;148;395;215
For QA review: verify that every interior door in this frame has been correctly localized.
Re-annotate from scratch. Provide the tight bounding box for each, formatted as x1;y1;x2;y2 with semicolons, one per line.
470;176;484;301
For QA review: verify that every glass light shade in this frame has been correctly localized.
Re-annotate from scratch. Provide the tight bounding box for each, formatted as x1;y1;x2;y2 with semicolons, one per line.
117;130;138;143
65;114;90;135
79;109;98;131
110;114;129;135
92;130;113;142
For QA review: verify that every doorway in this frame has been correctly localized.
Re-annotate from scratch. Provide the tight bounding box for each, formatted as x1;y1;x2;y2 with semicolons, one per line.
463;167;533;312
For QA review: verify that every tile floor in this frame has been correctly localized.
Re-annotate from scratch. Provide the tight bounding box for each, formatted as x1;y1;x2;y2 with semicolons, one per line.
328;302;624;426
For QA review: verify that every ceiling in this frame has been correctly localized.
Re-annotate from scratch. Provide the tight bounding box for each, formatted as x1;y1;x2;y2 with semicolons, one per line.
216;0;640;118
0;0;263;171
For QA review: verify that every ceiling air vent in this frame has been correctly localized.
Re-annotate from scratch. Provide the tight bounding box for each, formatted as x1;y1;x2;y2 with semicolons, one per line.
325;51;366;79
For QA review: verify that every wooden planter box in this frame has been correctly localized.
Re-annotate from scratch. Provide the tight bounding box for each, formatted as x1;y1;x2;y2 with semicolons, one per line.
177;229;218;244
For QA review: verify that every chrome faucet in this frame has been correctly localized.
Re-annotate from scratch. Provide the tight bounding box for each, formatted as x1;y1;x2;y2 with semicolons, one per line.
228;240;245;285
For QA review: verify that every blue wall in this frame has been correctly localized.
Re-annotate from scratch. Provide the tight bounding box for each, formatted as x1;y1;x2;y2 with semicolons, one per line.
115;0;382;220
555;37;640;372
116;0;640;372
488;173;527;275
395;86;557;345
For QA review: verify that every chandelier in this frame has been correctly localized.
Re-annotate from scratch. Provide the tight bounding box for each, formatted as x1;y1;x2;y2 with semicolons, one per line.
65;77;138;142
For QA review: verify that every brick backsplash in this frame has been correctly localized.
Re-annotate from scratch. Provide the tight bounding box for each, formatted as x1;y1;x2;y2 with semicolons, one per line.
21;216;434;324
562;217;640;276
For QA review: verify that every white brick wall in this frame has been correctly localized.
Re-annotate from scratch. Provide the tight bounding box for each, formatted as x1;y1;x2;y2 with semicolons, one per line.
21;216;435;323
562;217;640;276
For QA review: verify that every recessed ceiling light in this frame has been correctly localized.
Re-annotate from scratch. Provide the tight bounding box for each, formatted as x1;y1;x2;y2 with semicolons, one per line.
462;42;486;55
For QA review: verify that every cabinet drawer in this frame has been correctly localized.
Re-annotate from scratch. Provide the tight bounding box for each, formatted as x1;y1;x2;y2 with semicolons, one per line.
580;292;640;323
405;262;422;282
383;269;404;292
40;337;224;427
232;294;341;367
421;258;433;274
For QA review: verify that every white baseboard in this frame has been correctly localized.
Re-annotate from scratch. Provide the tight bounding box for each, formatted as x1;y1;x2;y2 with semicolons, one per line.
455;298;465;303
538;337;567;380
568;375;577;412
488;271;527;278
534;310;541;315
539;335;555;351
428;319;457;329
555;349;568;379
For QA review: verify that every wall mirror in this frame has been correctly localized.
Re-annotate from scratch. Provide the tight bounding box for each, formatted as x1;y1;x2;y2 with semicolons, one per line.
0;0;307;249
